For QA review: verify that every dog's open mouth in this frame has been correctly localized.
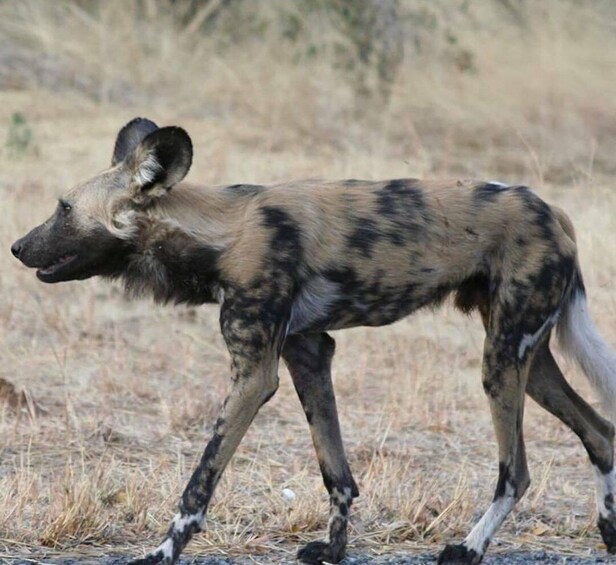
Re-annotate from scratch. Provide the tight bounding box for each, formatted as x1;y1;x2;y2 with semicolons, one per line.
36;254;78;279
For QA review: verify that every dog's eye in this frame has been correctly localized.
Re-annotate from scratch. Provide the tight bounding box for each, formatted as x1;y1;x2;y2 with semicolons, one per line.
59;200;72;213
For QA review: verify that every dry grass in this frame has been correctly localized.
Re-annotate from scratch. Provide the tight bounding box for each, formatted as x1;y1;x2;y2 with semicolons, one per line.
1;0;616;562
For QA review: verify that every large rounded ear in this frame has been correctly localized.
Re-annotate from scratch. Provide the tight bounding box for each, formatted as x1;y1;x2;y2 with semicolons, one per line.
112;117;159;166
128;126;193;197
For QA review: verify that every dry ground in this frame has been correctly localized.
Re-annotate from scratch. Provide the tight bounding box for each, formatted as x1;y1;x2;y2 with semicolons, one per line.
1;1;616;563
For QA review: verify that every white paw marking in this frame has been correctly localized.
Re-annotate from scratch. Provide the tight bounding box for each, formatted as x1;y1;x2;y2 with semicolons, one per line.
156;537;174;560
464;481;516;555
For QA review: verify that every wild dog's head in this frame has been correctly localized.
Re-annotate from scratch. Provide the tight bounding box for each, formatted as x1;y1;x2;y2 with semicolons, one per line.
11;118;193;283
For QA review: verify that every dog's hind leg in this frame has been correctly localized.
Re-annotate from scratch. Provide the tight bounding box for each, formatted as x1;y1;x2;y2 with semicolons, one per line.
439;269;567;564
282;333;359;565
439;334;532;564
526;342;616;552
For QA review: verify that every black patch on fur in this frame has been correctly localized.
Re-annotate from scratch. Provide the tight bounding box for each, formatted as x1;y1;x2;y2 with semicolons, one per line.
156;243;220;304
317;266;463;331
512;254;575;334
225;184;264;197
473;182;509;203
385;231;406;245
347;217;381;257
454;273;490;315
373;180;432;246
531;260;567;294
253;207;303;327
513;185;555;240
261;206;302;266
220;284;292;370
493;462;514;500
322;267;357;285
321;467;360;499
375;179;425;218
84;228;135;279
122;230;221;306
181;431;224;513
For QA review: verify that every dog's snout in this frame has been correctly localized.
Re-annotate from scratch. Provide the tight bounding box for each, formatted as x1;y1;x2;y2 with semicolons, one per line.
11;240;22;259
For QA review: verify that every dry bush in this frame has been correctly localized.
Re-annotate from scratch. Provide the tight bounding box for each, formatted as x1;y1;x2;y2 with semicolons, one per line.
1;0;616;562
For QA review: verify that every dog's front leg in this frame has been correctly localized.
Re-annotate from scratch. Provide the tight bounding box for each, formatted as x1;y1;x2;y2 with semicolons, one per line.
130;298;286;565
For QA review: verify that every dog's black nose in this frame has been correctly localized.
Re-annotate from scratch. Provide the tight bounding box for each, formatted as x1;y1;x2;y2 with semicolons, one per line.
11;240;22;258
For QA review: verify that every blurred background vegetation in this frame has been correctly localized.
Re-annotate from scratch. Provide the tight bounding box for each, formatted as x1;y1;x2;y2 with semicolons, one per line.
0;0;614;185
1;0;616;185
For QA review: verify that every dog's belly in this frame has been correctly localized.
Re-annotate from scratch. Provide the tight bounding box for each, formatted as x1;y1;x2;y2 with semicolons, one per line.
287;275;447;334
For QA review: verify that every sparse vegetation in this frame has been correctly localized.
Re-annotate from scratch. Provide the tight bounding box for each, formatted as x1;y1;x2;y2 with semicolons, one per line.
6;112;32;156
1;0;616;562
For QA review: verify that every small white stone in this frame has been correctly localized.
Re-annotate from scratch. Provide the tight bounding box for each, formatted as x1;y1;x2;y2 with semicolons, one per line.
282;488;296;502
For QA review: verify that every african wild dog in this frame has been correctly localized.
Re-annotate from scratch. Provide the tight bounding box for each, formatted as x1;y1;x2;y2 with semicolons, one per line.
11;117;616;564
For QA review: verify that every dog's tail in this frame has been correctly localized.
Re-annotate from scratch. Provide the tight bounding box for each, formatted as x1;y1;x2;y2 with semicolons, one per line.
555;209;616;423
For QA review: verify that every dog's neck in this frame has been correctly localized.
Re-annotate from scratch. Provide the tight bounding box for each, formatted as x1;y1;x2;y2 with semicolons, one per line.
118;183;246;305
